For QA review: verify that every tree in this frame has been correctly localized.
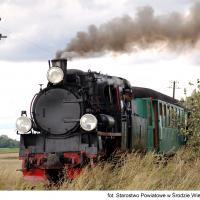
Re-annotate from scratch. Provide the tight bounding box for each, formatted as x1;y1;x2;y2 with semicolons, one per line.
0;135;19;148
184;86;200;154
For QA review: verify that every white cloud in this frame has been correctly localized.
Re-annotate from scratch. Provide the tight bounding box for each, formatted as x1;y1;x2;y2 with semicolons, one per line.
0;0;196;61
0;0;132;61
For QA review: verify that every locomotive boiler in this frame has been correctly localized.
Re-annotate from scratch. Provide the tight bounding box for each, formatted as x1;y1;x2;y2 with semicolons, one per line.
16;59;186;181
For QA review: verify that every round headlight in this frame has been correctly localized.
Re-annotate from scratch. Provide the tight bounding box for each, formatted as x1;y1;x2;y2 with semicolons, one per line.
80;114;97;131
16;116;32;134
47;67;64;84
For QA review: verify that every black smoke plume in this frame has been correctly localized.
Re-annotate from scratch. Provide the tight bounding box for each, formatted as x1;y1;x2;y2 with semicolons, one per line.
56;3;200;59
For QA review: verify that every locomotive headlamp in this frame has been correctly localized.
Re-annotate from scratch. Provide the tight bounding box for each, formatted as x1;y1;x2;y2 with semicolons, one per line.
16;116;32;134
80;114;97;131
47;67;64;84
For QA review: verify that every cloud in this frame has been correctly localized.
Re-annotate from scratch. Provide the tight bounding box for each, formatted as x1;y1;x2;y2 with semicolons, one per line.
124;0;193;14
1;0;132;61
0;0;197;61
0;0;108;61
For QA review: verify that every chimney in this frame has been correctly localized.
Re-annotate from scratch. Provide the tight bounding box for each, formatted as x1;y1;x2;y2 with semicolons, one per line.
50;59;68;84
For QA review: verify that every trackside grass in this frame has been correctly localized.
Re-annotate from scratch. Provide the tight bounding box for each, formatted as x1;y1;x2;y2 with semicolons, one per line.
61;148;200;190
1;148;200;190
0;153;44;190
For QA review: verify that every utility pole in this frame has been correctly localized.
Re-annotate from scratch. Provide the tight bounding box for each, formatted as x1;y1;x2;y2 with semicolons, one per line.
184;88;187;96
169;81;180;99
0;18;7;40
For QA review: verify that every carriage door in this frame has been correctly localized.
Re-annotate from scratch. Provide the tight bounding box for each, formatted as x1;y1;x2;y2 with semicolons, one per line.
147;100;154;151
153;101;159;151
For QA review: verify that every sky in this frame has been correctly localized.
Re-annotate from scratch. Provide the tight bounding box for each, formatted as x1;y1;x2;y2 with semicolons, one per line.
0;0;200;140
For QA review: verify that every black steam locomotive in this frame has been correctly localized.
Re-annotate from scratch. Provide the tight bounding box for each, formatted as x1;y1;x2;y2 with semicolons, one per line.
16;59;186;181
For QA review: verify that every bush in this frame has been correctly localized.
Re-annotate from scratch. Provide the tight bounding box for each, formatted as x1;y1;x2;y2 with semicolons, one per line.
183;86;200;155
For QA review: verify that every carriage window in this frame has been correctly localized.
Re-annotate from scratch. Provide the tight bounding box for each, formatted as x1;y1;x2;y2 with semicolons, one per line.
175;108;178;126
159;103;163;115
178;109;181;123
171;107;175;127
167;106;170;127
180;110;184;124
178;109;181;124
163;104;166;127
159;103;163;126
148;102;153;126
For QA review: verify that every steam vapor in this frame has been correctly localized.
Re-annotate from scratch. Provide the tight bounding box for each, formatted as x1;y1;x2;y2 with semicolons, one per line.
56;3;200;59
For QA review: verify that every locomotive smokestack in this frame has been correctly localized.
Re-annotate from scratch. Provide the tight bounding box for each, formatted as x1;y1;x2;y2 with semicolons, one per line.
50;59;68;84
56;2;200;59
51;59;67;74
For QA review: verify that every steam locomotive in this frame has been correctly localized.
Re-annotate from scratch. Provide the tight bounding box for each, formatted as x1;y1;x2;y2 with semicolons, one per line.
16;59;186;181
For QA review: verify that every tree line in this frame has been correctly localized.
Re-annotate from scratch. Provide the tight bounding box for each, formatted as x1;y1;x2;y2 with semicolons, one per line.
0;135;19;148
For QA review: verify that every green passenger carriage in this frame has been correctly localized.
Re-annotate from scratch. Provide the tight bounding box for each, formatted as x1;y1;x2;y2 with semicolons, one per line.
122;87;186;154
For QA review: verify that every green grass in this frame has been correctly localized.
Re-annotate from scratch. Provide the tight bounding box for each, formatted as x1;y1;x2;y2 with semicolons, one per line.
0;148;19;154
